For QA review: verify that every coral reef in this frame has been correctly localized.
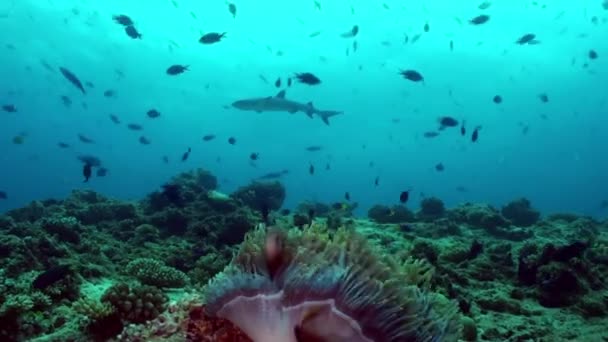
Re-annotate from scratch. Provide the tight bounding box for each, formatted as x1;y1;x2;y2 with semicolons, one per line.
0;167;607;341
125;258;189;288
501;198;541;227
368;204;415;223
231;180;286;211
417;197;446;220
101;282;168;324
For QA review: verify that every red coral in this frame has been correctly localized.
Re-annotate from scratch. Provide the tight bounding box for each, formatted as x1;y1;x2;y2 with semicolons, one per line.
186;305;252;342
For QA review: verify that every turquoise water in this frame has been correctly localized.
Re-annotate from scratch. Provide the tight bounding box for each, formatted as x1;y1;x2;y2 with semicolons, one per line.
1;0;607;217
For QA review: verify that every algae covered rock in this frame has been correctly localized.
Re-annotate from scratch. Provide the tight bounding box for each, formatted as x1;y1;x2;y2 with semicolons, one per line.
231;180;286;211
368;204;414;223
417;197;446;220
450;203;509;229
501;198;540;227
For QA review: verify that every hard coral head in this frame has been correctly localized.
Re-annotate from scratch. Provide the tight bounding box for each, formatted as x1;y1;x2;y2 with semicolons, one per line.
205;225;459;342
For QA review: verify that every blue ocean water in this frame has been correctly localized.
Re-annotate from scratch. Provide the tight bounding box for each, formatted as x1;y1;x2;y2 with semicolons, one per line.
1;0;607;218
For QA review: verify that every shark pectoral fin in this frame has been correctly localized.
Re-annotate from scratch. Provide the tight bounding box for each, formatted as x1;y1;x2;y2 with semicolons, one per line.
276;90;286;98
305;102;314;118
288;109;298;114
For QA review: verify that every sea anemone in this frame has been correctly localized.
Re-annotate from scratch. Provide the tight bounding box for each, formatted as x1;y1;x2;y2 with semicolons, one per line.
205;224;459;342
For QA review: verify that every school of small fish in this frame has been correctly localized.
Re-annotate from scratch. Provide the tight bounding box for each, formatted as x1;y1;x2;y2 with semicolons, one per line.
0;0;605;211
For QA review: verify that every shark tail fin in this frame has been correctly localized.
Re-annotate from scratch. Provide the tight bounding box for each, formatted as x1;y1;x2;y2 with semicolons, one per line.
305;102;314;118
318;110;343;126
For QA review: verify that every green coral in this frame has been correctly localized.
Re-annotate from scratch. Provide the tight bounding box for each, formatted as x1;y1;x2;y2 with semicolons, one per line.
126;258;188;288
101;282;168;323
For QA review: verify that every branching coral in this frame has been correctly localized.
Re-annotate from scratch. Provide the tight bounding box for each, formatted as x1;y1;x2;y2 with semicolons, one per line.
126;258;189;288
205;224;460;342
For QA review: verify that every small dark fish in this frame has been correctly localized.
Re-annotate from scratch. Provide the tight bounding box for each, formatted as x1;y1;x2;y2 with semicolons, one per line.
423;22;429;32
78;134;94;144
139;136;151;145
250;152;259;161
456;186;468;193
460;121;466;136
314;0;321;10
449;40;454;51
59;67;86;94
2;104;17;112
57;142;70;148
125;25;142;39
228;137;236;145
60;95;72;107
287;78;292;87
435;163;445;172
478;1;492;10
181;147;192;161
127;123;143;130
146;109;161;118
12;135;25;145
493;95;502;104
162;156;169;164
83;163;92;182
470;14;490;25
182;147;192;162
32;265;72;290
399;69;424;82
438;116;459;128
109;114;121;124
325;163;330;171
516;33;536;45
374;176;379;186
199;32;226;44
340;25;359;38
227;2;237;18
96;167;108;177
280;209;291;215
275;77;281;88
85;81;95;89
103;89;116;98
0;191;7;200
258;169;289;179
538;93;549;103
309;31;322;38
309;163;315;175
166;64;189;75
471;126;481;142
305;145;322;152
589;50;598;60
112;14;134;26
295;72;321;85
399;190;411;204
424;131;440;138
77;155;102;167
202;134;216;141
345;192;351;201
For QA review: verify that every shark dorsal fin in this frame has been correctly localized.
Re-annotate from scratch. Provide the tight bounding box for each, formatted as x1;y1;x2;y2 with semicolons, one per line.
276;90;286;98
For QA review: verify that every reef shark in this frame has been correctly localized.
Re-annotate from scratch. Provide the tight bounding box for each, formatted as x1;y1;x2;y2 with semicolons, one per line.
231;90;343;125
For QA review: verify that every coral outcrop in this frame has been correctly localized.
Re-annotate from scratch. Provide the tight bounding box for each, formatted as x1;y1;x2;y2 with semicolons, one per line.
125;258;189;288
501;198;541;227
